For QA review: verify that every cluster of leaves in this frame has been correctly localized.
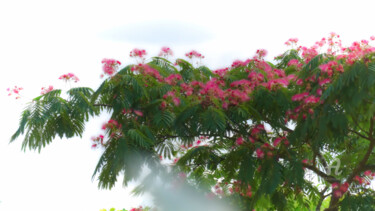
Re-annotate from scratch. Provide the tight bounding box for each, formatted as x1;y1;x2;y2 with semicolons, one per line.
11;35;375;210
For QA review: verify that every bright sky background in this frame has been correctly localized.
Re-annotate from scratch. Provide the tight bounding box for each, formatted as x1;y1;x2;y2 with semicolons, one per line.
1;0;375;210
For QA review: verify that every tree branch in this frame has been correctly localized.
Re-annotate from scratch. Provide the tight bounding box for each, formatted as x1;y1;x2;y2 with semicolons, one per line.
348;128;370;141
93;103;113;108
302;163;340;184
327;118;375;211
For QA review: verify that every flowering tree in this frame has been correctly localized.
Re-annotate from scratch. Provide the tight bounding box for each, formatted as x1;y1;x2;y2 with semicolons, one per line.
10;34;375;210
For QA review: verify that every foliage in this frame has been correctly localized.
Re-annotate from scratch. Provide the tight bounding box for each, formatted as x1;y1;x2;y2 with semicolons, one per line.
11;35;375;210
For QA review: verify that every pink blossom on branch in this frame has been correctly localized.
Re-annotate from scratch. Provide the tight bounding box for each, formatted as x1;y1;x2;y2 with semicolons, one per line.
185;50;204;59
59;73;79;82
40;85;54;95
101;58;121;77
291;92;309;101
158;46;173;57
130;48;147;58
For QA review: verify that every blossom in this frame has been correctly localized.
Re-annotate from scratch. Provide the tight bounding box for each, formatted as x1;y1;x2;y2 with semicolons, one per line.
7;86;23;99
101;58;121;76
285;38;299;46
255;49;268;58
172;97;180;106
213;68;229;77
287;59;299;66
59;73;79;82
41;85;54;95
319;78;331;86
364;170;372;176
185;50;204;59
304;95;320;104
130;48;147;58
158;46;173;57
256;148;264;158
273;137;282;147
164;74;182;85
332;182;339;189
291;92;309;101
236;137;244;145
231;59;250;68
133;110;143;116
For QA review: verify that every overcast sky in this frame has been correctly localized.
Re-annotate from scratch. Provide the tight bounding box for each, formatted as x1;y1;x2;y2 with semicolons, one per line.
1;0;375;210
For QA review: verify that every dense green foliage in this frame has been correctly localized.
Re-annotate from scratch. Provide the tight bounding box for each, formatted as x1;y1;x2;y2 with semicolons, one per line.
11;37;375;210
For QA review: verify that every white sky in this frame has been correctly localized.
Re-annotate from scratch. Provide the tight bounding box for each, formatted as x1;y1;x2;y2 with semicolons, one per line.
1;0;375;210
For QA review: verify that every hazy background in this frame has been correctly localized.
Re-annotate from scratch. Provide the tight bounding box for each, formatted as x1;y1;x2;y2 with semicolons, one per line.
1;0;375;210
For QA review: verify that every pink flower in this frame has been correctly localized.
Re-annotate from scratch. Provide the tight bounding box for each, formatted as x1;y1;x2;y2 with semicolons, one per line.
319;78;331;86
165;74;182;85
296;79;303;86
213;68;229;77
334;190;342;198
340;182;349;193
291;92;309;101
172;97;180;106
256;49;268;58
59;73;79;82
130;48;147;58
236;137;244;145
285;38;299;46
185;50;204;59
304;95;320;104
7;86;23;99
159;46;173;57
256;148;264;158
371;36;375;41
134;110;143;116
332;183;339;189
364;170;372;176
231;59;251;68
101;58;121;76
273;137;282;147
41;85;54;95
287;59;299;66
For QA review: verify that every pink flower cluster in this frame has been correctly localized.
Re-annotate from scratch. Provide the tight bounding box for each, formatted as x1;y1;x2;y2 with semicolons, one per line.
353;170;375;186
273;137;288;147
163;91;181;106
185;50;204;59
227;181;252;198
129;206;144;211
164;74;182;85
252;49;268;60
285;38;298;46
7;86;23;99
40;85;54;95
131;64;163;82
101;119;123;139
130;48;147;58
332;182;349;198
213;68;229;77
319;61;344;77
101;58;121;77
231;59;251;68
122;108;143;117
158;46;173;57
59;73;79;82
91;134;104;148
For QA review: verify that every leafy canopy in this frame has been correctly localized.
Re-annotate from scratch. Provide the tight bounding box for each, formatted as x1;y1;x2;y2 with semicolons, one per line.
11;35;375;210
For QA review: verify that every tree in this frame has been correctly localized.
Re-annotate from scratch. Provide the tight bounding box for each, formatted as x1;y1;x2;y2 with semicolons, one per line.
11;35;375;210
